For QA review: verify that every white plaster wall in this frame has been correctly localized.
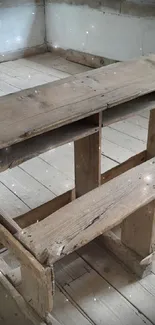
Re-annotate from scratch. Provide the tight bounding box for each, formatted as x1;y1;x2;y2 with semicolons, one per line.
46;2;155;61
0;2;45;57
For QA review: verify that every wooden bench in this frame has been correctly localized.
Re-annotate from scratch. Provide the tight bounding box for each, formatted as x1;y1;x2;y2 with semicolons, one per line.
0;55;155;324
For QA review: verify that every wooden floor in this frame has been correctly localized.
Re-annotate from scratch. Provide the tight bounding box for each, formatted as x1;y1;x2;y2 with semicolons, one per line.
0;53;154;325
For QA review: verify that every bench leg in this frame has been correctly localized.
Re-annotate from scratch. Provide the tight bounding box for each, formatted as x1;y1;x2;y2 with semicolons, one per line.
147;108;155;159
120;109;155;277
74;112;102;197
0;224;54;319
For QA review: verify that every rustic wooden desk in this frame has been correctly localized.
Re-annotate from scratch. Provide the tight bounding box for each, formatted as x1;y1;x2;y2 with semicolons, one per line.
0;55;155;324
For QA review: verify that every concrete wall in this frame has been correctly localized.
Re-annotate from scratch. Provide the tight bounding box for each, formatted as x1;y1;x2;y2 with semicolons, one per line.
45;0;155;61
0;0;45;62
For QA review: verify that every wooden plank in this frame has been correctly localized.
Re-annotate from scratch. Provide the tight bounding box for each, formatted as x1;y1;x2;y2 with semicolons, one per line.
110;120;148;142
97;231;152;278
48;47;106;68
139;108;151;119
121;199;155;259
0;166;55;209
74;113;101;197
79;241;155;323
0;224;53;318
15;189;75;229
53;286;92;325
101;150;146;184
101;138;134;163
20;157;74;196
102;92;155;127
1;55;155;149
0;182;30;218
55;251;152;325
147;109;155;159
16;157;155;265
0;120;99;172
121;109;155;262
102;127;145;154
0;213;21;235
127;115;149;130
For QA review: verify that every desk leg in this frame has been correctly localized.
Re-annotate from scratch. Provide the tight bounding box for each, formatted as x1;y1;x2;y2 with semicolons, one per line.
121;109;155;275
74;113;102;198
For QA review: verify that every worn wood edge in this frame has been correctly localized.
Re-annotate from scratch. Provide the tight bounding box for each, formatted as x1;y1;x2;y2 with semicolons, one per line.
97;231;152;278
102;92;155;127
0;213;21;235
147;108;155;159
48;45;117;68
0;120;99;172
0;270;46;325
101;150;147;185
0;224;54;317
1;56;155;149
15;188;75;229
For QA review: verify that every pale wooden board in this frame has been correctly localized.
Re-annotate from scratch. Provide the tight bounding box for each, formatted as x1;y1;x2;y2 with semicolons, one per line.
101;138;134;163
16;157;155;264
40;144;74;179
0;182;29;218
20;157;74;196
138;108;151;119
79;242;155;323
1;55;155;149
110;120;148;142
53;286;92;325
1;59;69;80
40;143;118;178
127;115;149;130
28;54;91;75
14;58;72;79
0;79;20;94
0;89;5;96
101;156;118;173
55;252;152;325
102;127;145;154
0;166;55;209
0;70;59;90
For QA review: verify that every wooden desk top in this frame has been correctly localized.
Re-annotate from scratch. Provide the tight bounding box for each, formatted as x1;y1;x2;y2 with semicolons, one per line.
1;54;155;149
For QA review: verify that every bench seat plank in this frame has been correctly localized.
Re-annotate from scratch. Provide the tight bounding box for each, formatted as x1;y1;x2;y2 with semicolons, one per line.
16;157;155;265
1;55;155;149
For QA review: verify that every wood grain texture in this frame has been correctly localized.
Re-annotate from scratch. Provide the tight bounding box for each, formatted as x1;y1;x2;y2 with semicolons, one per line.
147;108;155;159
74;113;101;197
0;213;21;235
97;231;152;278
0;272;45;325
1;55;155;149
79;241;155;323
16;157;155;265
0;225;53;318
121;202;155;258
101;150;146;184
15;189;75;229
121;109;155;261
0;120;99;172
56;250;152;325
